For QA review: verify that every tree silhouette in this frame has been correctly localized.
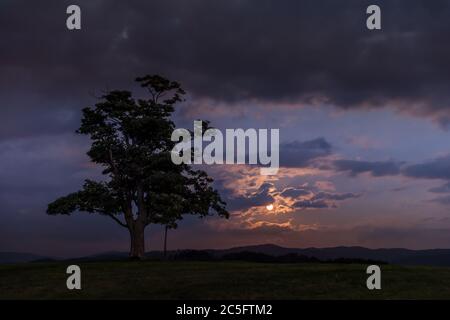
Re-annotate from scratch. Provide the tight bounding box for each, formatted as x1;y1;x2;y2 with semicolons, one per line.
47;75;229;259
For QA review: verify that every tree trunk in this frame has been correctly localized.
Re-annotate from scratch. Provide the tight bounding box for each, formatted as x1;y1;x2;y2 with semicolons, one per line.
129;223;145;259
163;226;168;258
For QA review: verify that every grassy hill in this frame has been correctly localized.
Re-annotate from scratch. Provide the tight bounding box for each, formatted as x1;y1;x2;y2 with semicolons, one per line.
1;260;450;299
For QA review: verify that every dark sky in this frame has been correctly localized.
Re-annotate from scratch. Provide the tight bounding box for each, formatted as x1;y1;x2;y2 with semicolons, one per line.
3;0;450;257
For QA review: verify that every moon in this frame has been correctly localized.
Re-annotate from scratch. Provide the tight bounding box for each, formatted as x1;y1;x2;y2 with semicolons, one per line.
266;204;274;211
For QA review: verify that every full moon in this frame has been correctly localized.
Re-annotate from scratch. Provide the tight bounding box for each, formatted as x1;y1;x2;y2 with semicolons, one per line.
266;204;274;211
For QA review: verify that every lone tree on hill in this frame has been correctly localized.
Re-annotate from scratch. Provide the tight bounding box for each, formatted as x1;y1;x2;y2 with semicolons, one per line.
47;75;229;259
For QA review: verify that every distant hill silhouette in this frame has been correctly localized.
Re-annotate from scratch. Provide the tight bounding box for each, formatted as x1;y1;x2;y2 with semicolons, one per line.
4;244;450;266
205;244;450;266
68;251;129;262
0;252;51;264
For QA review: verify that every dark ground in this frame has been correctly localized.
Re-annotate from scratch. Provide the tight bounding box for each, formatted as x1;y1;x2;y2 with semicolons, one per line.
1;261;450;299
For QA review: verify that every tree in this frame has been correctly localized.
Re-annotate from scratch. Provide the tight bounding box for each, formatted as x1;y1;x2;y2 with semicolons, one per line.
47;75;229;259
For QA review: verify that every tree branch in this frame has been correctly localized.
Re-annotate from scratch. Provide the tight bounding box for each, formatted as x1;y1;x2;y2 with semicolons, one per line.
108;148;120;176
105;213;128;228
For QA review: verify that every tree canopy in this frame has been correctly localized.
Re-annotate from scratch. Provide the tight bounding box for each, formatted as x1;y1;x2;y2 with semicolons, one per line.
47;75;228;258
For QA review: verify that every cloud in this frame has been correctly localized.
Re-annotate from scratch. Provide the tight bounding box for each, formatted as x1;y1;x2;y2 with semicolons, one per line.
292;191;359;209
403;155;450;180
280;138;332;168
429;182;450;193
246;220;297;233
430;195;450;206
333;159;403;177
332;155;450;185
331;154;450;182
323;152;450;210
4;0;450;143
205;137;334;172
225;182;275;211
311;192;360;201
212;164;360;234
279;187;311;198
293;199;329;209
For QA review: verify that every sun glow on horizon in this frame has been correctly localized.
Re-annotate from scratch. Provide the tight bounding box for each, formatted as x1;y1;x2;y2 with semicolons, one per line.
266;204;274;211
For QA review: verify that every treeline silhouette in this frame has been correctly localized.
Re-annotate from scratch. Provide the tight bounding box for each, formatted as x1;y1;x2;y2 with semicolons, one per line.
162;250;387;265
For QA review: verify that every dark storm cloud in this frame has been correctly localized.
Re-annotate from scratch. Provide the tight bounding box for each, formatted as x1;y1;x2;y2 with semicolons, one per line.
311;192;360;201
293;199;329;209
228;137;332;168
292;190;359;209
224;182;275;211
3;0;450;141
333;159;403;177
278;184;360;209
279;187;311;198
280;138;332;167
403;155;450;180
332;155;450;185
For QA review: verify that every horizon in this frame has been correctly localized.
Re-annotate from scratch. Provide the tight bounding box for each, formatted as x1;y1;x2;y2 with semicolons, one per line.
6;242;450;260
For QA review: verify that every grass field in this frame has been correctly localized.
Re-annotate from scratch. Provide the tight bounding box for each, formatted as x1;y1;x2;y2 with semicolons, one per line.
1;261;450;299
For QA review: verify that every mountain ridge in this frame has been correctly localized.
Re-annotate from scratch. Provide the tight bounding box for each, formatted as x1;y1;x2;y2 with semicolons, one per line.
4;244;450;266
